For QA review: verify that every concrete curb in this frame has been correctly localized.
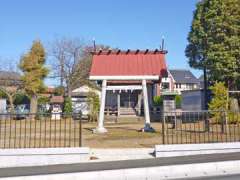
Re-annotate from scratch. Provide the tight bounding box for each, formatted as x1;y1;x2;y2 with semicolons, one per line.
1;160;240;180
90;148;154;161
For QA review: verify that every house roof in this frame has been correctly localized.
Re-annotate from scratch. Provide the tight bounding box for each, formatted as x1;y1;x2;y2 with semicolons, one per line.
0;71;20;80
198;75;204;81
50;96;64;104
169;69;199;84
90;49;168;80
0;71;21;86
72;85;101;97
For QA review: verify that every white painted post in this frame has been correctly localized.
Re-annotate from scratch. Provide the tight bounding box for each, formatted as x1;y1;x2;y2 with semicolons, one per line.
94;80;107;133
142;79;154;132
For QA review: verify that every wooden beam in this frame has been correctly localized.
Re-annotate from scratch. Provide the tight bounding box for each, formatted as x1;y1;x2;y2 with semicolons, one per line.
106;85;142;91
89;75;159;80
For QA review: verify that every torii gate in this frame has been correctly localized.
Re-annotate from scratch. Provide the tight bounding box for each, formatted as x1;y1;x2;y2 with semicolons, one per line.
89;49;168;133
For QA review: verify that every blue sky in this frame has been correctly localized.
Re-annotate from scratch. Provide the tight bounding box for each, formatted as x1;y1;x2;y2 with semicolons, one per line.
0;0;200;86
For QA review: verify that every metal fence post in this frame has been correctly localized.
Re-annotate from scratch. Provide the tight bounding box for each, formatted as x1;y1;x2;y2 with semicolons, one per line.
162;112;165;144
225;111;229;134
221;111;224;133
80;118;82;147
205;111;210;132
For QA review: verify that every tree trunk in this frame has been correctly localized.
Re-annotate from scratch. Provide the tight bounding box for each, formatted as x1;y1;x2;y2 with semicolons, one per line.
30;94;38;119
66;79;72;98
8;95;15;114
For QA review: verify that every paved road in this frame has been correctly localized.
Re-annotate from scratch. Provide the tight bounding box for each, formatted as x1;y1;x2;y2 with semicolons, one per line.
1;152;240;178
181;174;240;180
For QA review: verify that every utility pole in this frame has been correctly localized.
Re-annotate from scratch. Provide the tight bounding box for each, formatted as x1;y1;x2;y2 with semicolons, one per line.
203;66;209;132
203;67;208;110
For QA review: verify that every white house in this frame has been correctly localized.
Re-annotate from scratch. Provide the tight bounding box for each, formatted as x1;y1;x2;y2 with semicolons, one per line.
162;69;200;94
71;85;101;117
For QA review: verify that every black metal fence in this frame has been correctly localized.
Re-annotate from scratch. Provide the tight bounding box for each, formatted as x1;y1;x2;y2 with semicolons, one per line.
1;110;240;149
161;110;240;144
0;113;82;148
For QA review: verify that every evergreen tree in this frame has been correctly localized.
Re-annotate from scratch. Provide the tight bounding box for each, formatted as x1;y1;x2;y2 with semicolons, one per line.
186;0;240;89
87;91;100;122
63;97;73;116
209;82;228;123
19;40;49;115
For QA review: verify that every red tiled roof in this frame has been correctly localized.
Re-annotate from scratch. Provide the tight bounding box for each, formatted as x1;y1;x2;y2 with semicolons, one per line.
90;49;167;77
50;96;64;104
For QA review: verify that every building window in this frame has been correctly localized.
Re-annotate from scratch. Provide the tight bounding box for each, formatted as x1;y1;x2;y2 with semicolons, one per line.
162;82;169;90
175;83;181;89
186;84;194;90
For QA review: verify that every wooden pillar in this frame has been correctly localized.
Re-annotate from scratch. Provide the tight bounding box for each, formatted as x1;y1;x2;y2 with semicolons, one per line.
156;83;161;96
94;79;107;133
117;93;120;116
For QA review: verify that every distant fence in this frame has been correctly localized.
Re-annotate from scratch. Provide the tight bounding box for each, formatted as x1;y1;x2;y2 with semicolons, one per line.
0;113;82;148
161;110;240;144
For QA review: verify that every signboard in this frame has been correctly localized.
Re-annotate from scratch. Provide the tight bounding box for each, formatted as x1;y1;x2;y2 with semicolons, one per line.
163;100;176;112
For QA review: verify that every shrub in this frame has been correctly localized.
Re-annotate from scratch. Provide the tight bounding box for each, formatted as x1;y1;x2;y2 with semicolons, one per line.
63;97;73;117
208;82;228;123
38;96;50;105
14;93;30;105
228;112;240;124
37;96;50;117
87;91;100;122
0;90;7;98
175;95;182;109
153;96;163;106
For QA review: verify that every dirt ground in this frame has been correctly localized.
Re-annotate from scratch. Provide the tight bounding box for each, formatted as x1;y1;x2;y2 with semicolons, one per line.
82;117;240;148
82;119;163;148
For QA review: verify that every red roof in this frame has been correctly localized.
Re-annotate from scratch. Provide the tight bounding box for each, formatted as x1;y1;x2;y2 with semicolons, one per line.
50;96;64;104
90;49;167;77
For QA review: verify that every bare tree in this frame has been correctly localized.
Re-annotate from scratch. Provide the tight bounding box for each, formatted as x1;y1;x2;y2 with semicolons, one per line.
0;70;22;113
49;38;115;96
70;44;114;89
49;37;86;97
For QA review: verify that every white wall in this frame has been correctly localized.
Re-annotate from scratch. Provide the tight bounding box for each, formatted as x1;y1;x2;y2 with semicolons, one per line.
174;83;198;94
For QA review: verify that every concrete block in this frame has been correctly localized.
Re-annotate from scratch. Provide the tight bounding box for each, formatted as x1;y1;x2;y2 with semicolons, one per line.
155;142;240;157
0;147;90;168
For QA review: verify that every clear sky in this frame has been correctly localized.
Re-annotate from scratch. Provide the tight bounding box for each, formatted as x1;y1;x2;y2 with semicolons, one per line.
0;0;201;86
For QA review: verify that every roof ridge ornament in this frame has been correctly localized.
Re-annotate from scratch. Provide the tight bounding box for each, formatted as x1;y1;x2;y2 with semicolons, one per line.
92;49;168;55
154;49;159;54
144;49;149;54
